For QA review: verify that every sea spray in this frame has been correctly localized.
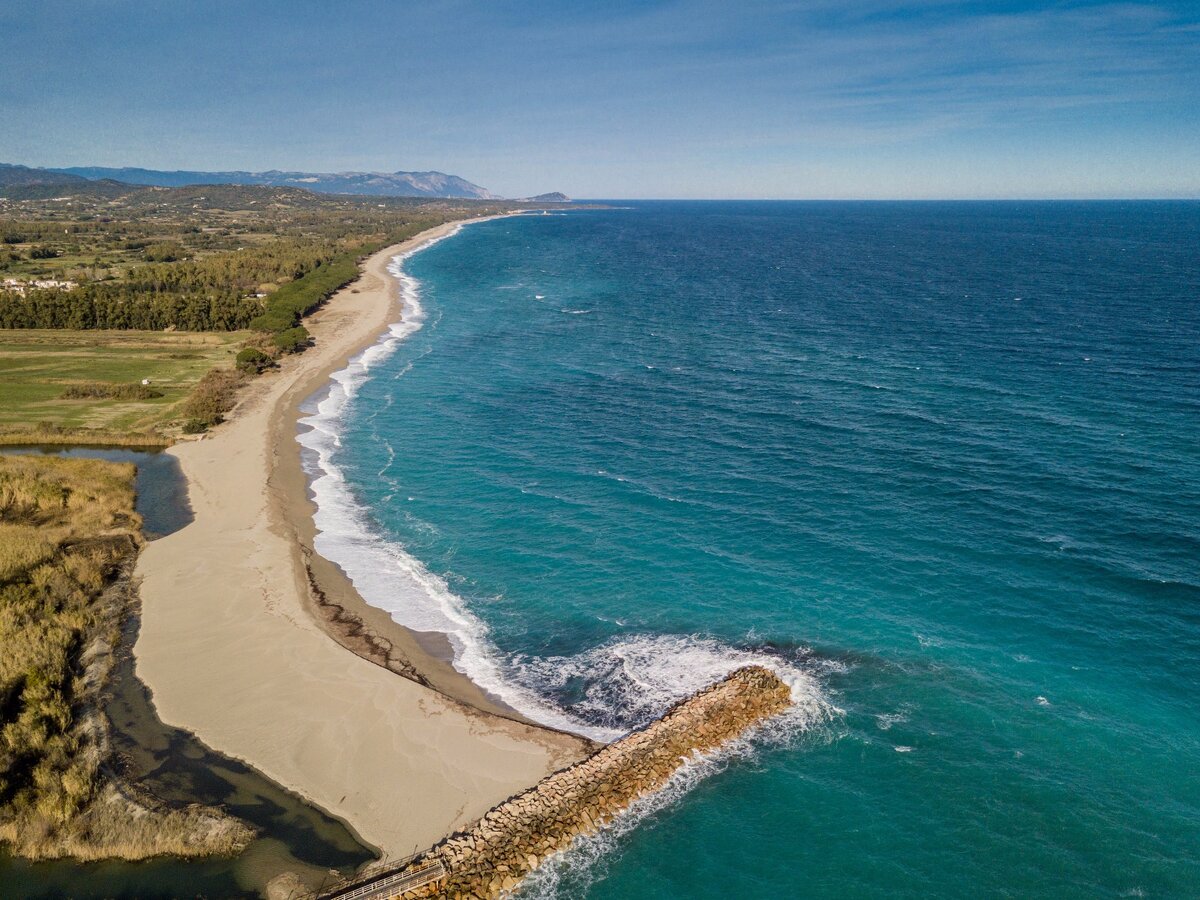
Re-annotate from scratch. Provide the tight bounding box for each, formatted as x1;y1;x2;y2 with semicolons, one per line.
509;634;838;735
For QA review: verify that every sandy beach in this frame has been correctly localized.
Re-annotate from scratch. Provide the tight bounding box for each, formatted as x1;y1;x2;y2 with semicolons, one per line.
134;219;593;860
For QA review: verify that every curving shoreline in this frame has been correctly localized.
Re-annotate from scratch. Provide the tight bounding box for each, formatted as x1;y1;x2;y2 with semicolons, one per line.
277;220;561;721
134;217;594;863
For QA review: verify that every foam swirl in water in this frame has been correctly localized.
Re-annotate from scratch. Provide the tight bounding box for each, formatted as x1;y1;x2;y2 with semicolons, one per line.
512;642;839;899
510;634;836;739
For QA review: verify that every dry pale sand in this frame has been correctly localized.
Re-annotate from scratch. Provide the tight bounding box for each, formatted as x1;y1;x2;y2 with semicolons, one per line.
135;220;592;860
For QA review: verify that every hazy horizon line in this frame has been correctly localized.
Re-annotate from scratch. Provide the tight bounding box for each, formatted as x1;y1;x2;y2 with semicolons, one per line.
6;158;1198;204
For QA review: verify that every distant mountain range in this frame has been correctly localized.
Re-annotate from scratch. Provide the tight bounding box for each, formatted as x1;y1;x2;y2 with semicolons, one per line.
45;165;500;200
0;163;91;189
0;163;572;204
0;163;135;200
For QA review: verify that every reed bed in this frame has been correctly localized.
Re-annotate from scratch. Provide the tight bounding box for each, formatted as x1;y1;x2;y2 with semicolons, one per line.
0;425;168;449
0;454;252;860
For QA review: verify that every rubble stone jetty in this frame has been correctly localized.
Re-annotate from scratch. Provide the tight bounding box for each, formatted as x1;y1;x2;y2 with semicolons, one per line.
321;665;792;900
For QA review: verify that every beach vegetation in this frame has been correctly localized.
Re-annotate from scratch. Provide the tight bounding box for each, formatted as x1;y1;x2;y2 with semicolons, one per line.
271;325;310;354
234;347;273;373
248;252;360;333
178;366;244;431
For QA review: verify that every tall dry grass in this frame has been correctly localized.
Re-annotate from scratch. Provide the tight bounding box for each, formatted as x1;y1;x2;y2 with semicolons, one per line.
0;425;168;449
0;455;252;861
0;456;139;851
0;525;56;581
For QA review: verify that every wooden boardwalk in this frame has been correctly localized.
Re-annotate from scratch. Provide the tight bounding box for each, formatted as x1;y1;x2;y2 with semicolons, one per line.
321;859;446;900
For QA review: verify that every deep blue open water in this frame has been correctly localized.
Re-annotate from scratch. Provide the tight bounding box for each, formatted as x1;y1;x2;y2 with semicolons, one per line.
301;202;1199;898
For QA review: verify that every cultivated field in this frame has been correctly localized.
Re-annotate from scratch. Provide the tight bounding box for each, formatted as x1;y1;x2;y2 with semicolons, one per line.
0;329;244;435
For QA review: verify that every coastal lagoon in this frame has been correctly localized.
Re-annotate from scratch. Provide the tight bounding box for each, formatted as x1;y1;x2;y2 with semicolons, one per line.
302;202;1199;898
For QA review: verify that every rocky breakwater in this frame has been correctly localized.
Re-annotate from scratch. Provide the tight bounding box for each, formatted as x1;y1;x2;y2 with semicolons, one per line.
365;665;793;900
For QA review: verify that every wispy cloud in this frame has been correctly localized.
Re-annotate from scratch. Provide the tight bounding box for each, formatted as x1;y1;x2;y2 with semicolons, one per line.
1;0;1196;196
489;1;1200;144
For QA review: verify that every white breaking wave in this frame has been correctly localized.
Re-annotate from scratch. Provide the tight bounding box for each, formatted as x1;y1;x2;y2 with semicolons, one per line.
297;223;606;737
510;634;836;740
513;644;837;899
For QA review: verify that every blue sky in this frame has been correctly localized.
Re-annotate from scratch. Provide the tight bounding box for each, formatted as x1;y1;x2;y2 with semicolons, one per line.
1;0;1198;198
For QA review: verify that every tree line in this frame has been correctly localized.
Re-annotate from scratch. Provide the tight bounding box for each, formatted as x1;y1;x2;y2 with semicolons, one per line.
0;285;263;330
0;238;344;330
0;215;456;333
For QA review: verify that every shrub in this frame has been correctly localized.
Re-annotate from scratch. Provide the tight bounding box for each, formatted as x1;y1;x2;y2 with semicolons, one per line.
271;326;310;354
178;367;242;429
59;383;163;401
234;347;273;373
142;242;186;262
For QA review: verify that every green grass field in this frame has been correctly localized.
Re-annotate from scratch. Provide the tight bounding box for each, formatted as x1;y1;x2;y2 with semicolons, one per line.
0;329;245;433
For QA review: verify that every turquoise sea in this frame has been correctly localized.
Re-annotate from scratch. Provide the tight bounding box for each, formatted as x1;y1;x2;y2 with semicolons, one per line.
299;202;1200;898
